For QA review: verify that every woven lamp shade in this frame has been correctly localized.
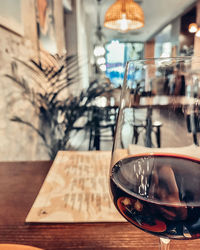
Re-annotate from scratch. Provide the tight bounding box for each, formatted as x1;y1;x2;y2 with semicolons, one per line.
104;0;144;32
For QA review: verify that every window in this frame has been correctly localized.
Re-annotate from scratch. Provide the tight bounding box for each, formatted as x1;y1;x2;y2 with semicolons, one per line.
105;40;144;87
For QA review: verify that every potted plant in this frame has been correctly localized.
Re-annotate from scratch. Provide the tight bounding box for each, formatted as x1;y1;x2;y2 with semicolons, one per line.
6;52;112;159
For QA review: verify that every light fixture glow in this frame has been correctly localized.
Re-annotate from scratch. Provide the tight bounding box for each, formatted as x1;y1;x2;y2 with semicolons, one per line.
118;13;129;31
104;0;144;33
188;23;198;33
97;57;106;65
99;64;106;71
94;45;106;57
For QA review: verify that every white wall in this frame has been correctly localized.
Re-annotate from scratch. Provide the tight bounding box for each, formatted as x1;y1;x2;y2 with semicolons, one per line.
0;0;67;161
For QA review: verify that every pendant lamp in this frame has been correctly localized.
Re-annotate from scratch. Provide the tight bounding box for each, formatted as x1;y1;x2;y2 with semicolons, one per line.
104;0;144;33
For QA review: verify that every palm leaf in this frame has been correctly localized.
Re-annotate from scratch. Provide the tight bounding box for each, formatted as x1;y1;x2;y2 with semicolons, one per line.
11;116;47;144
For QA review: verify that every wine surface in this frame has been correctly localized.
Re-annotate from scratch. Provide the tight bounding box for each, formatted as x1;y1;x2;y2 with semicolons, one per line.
110;153;200;239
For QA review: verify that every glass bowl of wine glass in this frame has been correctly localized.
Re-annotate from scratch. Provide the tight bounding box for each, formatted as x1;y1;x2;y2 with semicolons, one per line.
109;56;200;249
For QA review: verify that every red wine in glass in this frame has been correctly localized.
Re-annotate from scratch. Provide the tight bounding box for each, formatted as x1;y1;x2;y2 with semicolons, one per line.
110;153;200;239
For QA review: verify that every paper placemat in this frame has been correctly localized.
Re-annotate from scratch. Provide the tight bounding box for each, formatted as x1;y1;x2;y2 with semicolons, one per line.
26;151;127;223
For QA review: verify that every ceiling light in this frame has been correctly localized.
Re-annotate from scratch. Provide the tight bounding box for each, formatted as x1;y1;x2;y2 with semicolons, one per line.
99;64;106;72
97;57;106;65
94;45;106;57
104;0;144;33
188;23;198;33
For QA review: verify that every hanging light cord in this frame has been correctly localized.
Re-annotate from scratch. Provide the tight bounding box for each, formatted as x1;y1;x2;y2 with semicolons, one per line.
96;0;104;42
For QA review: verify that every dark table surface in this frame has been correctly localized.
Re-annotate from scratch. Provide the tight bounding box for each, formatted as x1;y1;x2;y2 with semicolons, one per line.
1;161;200;250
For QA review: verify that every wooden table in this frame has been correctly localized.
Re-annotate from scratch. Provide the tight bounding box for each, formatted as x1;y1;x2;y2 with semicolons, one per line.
0;161;200;250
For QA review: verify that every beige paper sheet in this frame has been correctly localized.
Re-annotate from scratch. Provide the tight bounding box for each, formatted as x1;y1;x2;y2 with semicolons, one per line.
26;151;127;223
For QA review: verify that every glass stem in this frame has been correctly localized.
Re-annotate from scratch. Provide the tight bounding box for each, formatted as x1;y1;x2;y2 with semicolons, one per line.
159;237;170;250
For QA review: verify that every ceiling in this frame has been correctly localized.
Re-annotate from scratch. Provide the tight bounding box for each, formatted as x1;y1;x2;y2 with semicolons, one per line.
83;0;197;43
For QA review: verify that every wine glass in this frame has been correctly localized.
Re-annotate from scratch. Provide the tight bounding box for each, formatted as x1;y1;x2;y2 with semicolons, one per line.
109;56;200;249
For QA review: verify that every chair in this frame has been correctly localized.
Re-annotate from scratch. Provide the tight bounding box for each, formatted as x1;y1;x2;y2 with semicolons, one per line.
132;108;162;148
133;120;162;148
88;106;118;150
187;113;200;146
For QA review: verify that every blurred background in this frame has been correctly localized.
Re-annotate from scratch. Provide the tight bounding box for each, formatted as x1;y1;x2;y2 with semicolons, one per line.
0;0;199;161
